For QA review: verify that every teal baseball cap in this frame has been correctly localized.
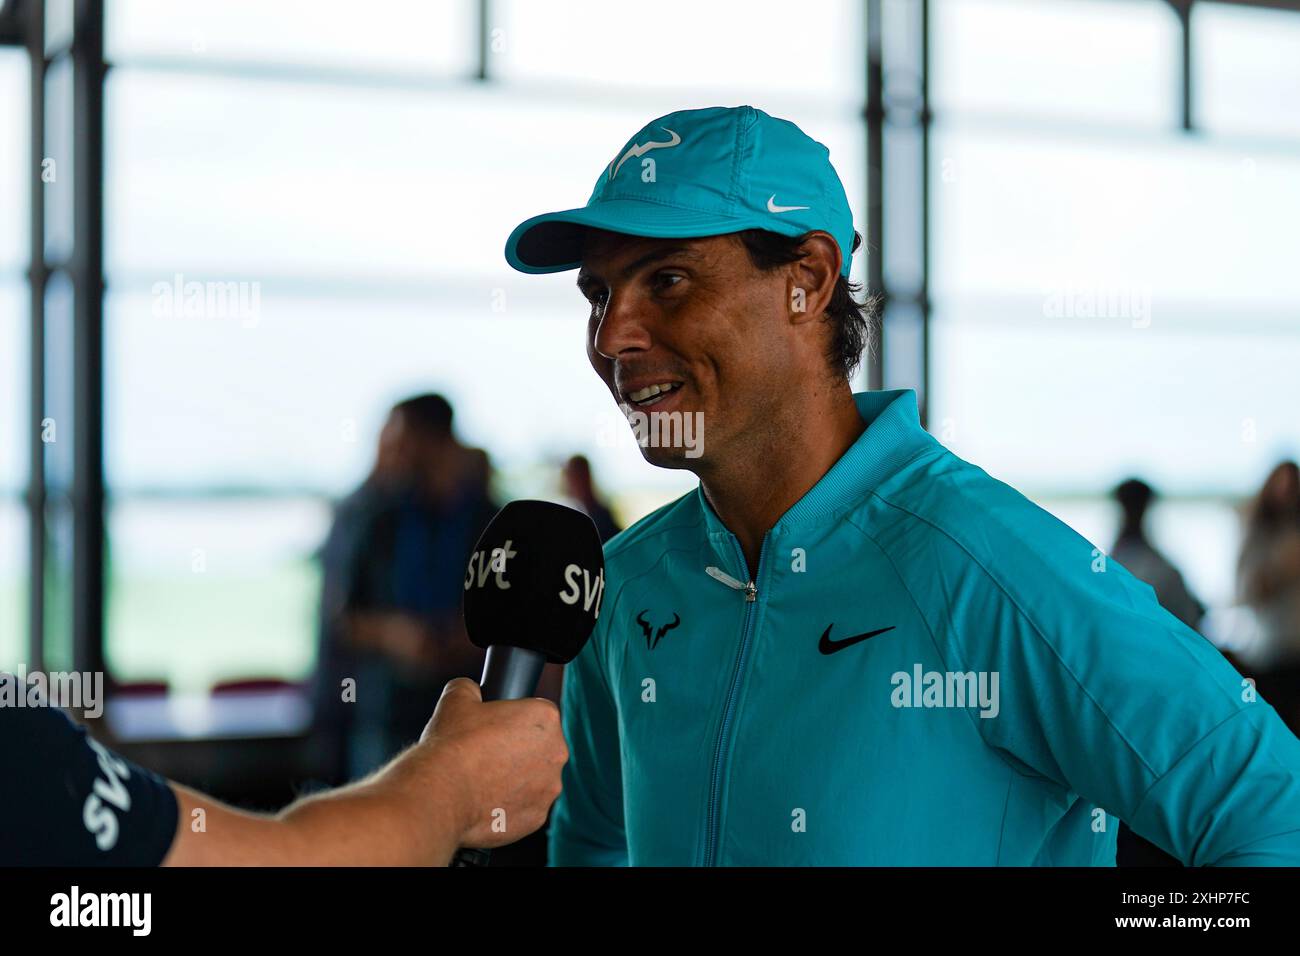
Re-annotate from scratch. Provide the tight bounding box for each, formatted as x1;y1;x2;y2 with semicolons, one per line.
504;105;857;278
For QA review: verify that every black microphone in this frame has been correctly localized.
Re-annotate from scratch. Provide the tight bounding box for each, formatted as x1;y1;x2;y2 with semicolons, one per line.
450;499;606;867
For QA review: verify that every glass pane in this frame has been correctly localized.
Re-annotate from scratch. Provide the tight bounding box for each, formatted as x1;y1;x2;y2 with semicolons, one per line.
931;127;1300;307
882;300;924;394
932;0;1176;125
492;0;862;105
43;55;74;265
0;50;29;673
106;75;661;278
107;73;867;283
1195;1;1300;140
0;499;25;671
104;288;698;505
0;282;25;672
106;498;326;692
43;271;74;492
106;0;476;76
929;312;1300;497
42;500;73;672
0;276;26;491
0;49;28;271
43;0;74;57
883;123;924;294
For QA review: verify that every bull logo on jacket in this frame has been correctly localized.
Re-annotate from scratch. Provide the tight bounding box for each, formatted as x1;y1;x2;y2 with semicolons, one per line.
635;610;681;651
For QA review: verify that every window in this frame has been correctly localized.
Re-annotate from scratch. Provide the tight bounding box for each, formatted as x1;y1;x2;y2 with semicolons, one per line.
101;3;868;692
932;0;1177;126
0;49;27;671
1195;1;1300;139
930;0;1300;611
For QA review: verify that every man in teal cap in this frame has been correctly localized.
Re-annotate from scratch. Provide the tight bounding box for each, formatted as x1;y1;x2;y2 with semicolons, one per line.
505;104;1300;865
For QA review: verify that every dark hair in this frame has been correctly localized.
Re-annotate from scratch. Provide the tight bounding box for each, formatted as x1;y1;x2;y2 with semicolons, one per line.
1114;477;1154;527
1246;460;1300;529
394;393;454;439
734;228;874;380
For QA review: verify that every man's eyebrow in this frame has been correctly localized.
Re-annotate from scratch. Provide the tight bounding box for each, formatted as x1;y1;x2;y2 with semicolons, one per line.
577;245;702;289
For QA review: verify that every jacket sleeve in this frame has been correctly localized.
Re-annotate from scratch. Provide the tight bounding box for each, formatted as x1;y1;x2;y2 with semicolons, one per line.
953;540;1300;866
0;693;179;866
547;615;629;866
1124;702;1300;865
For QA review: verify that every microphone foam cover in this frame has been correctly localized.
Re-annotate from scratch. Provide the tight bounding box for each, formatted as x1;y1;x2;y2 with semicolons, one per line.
462;499;607;664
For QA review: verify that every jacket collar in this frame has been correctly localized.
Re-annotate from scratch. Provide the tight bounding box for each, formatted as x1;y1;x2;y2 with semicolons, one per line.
697;388;936;555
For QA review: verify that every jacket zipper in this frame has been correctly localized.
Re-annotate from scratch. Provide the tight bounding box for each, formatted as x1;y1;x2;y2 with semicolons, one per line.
702;536;766;866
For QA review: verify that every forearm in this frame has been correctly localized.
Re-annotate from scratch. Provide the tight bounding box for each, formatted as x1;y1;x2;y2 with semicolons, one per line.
279;764;463;866
161;679;566;865
163;747;466;866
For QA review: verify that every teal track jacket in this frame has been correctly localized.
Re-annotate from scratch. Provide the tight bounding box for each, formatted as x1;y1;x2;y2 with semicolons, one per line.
549;389;1300;866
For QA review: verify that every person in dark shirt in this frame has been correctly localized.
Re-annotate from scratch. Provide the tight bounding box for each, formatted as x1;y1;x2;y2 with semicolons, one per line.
1109;478;1206;630
313;403;415;785
562;454;622;544
337;395;495;775
1237;461;1300;737
0;674;566;866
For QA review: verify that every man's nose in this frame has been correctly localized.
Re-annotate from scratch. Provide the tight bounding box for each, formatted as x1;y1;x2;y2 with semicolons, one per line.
592;290;653;360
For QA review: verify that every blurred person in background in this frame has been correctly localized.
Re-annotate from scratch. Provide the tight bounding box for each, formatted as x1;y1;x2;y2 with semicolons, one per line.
317;394;494;779
312;399;418;785
1237;460;1300;734
1109;477;1205;631
562;454;622;544
464;447;499;531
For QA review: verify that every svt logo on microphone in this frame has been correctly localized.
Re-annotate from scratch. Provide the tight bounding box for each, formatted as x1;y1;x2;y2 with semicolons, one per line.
559;564;605;618
464;539;605;619
464;540;517;590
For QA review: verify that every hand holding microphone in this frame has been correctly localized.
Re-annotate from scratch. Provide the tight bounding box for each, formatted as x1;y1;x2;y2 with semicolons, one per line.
451;500;607;866
418;677;567;852
74;501;603;868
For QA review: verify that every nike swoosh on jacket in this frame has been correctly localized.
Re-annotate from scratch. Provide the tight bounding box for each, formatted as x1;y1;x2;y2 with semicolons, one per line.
549;388;1300;866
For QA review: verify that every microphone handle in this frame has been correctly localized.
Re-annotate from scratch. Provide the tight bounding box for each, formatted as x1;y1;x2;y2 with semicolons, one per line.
479;645;547;703
451;645;548;868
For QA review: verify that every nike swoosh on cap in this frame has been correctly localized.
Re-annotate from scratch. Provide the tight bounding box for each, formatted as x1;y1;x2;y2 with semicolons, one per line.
767;194;810;213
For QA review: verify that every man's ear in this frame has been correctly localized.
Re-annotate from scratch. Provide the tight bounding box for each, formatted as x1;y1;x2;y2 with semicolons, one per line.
786;231;840;326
